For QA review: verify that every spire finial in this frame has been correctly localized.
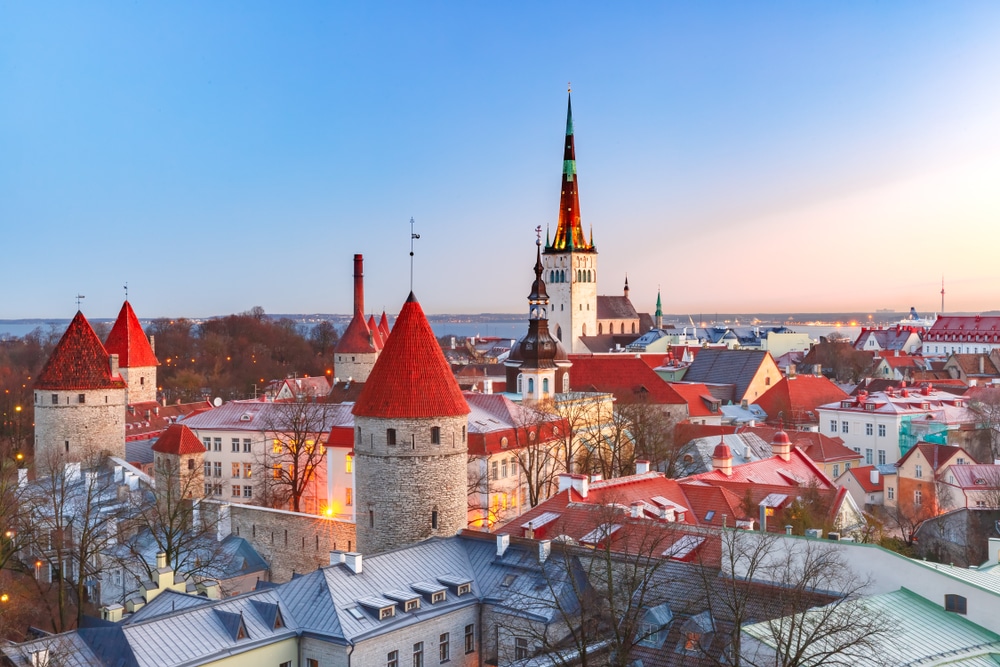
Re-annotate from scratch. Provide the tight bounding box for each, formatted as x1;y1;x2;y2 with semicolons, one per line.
409;217;420;292
75;294;86;309
568;81;571;93
535;225;543;246
123;282;128;301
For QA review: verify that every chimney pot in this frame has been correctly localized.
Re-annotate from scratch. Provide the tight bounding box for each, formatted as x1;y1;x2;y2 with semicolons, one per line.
870;469;880;485
344;552;363;574
496;534;510;557
635;459;651;475
538;540;551;563
329;550;346;566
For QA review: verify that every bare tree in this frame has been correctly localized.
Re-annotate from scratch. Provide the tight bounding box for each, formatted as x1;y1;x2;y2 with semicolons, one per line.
552;392;615;475
968;385;1000;461
256;401;334;513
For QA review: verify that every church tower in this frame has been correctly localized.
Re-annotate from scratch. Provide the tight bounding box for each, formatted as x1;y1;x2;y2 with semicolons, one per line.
352;292;470;555
34;311;127;471
104;300;159;404
543;90;598;353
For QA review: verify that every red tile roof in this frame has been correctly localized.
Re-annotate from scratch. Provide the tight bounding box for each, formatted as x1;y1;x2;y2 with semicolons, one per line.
568;355;686;405
682;448;834;490
353;293;470;419
125;400;214;441
104;300;159;368
667;382;721;417
151;423;206;455
367;314;384;351
753;375;848;425
845;465;884;493
741;426;859;464
334;310;377;355
379;311;391;340
35;311;129;390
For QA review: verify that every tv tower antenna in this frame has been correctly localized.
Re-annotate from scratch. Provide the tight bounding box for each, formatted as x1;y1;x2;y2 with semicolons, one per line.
941;276;945;314
409;217;420;292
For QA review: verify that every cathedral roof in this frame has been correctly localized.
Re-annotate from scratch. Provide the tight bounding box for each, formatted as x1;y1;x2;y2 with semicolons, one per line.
353;293;470;419
334;310;377;355
105;300;160;368
36;311;128;390
151;423;206;455
546;91;594;254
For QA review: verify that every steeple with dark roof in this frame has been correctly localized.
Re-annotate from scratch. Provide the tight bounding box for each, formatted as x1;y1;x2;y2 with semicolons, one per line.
546;90;593;253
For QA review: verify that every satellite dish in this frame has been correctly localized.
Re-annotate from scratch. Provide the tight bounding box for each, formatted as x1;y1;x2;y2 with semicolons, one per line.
212;397;223;408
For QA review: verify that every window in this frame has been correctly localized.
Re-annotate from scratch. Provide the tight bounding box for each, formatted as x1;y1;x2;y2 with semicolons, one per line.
51;394;58;405
213;462;222;477
640;622;660;647
188;459;195;470
457;583;471;596
243;485;252;498
232;438;240;452
915;464;923;479
491;460;498;480
461;425;466;443
865;449;873;465
832;464;840;478
465;624;475;653
432;591;446;603
232;463;241;478
432;510;438;529
515;637;529;660
281;662;292;667
500;437;508;449
243;438;251;453
308;660;319;667
527;378;534;394
914;489;922;506
878;450;886;465
501;458;508;478
213;438;222;452
369;509;375;527
273;439;282;454
684;632;701;652
413;642;424;667
841;421;849;434
387;649;399;667
204;462;211;477
204;483;213;496
405;599;420;612
830;420;837;433
430;426;441;445
346;454;353;473
957;457;967;465
203;437;211;451
439;633;450;662
945;594;967;614
865;423;873;436
273;464;282;479
232;485;241;497
542;378;549;394
77;393;85;404
387;428;397;445
887;486;894;500
243;463;252;478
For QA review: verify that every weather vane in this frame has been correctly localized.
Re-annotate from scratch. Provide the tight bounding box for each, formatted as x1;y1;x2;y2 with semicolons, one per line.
123;282;128;300
409;217;420;292
535;225;542;246
568;81;571;93
75;294;86;309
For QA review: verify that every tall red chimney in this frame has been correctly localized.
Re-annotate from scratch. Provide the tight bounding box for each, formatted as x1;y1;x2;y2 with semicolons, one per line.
353;254;364;315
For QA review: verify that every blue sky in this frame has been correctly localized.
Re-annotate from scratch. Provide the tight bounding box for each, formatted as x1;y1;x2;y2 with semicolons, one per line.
3;2;1000;319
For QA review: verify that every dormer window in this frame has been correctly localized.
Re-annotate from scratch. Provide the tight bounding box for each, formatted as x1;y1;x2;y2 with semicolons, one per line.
405;599;420;612
432;591;446;603
457;583;471;596
380;607;395;620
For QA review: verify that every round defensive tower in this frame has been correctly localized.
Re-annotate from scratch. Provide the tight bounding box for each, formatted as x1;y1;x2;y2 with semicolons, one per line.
352;292;470;555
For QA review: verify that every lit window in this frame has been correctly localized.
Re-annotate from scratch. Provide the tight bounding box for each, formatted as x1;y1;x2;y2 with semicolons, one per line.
232;463;240;478
273;439;282;454
346;488;352;506
346;454;353;473
243;463;252;478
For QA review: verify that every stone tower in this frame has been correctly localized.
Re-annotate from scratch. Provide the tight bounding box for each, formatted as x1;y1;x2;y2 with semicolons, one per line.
104;300;160;404
506;233;571;401
33;311;127;471
352;292;470;555
334;254;380;383
151;423;206;500
543;90;598;353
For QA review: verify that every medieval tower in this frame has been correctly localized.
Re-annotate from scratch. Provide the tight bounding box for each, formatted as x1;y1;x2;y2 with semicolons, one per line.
104;300;160;404
352;292;470;554
334;254;381;383
543;90;598;354
33;311;127;470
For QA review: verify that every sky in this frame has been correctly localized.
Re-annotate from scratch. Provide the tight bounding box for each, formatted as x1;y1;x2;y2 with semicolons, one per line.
3;2;1000;320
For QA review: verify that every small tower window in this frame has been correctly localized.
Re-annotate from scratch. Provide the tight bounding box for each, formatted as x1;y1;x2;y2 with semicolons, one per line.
386;429;397;445
430;427;441;445
528;378;534;394
432;509;439;529
543;378;549;394
51;394;58;405
78;394;85;404
462;426;466;443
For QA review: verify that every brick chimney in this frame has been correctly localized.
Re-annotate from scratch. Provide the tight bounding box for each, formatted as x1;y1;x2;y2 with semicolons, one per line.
353;254;365;315
558;473;589;498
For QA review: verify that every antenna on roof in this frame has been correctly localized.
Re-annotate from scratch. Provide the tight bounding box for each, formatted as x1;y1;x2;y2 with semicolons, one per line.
940;275;945;314
123;282;128;301
409;217;420;292
75;294;86;309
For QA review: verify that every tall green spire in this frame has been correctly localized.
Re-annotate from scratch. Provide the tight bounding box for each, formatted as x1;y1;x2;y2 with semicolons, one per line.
550;88;592;253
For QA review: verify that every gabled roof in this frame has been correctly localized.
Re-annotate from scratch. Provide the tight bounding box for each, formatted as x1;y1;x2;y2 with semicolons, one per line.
568;355;686;405
667;382;721;417
842;465;884;493
946;354;1000;377
353;293;470;419
897;442;972;471
682;349;774;402
104;301;160;368
36;311;128;390
597;295;639;321
944;464;1000;490
151;424;206;455
753;375;848;425
334;310;377;355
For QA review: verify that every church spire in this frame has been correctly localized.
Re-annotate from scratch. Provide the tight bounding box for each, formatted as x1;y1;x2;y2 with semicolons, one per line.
655;290;663;329
550;89;592;252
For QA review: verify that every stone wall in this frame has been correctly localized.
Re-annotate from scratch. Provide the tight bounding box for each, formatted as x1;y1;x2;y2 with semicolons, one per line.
355;414;468;554
202;500;356;583
334;353;377;384
34;387;126;470
121;365;157;404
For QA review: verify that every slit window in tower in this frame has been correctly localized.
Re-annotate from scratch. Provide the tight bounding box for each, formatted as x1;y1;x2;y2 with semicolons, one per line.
386;429;396;446
432;510;439;529
431;427;441;445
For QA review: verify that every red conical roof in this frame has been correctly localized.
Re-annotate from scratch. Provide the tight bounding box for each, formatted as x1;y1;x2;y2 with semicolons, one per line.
367;314;384;351
335;310;377;355
379;311;391;340
104;301;159;368
36;312;128;390
353;293;470;419
151;423;206;455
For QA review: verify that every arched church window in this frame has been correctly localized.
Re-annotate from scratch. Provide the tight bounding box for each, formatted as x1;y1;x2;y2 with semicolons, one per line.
632;323;637;334
582;323;587;335
542;378;549;394
528;378;535;394
598;323;603;334
516;374;523;394
620;323;625;334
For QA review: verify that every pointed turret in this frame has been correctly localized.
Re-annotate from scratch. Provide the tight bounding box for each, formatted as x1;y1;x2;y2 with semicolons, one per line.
105;301;159;403
379;311;390;339
367;314;384;351
655;290;663;329
37;312;128;391
549;91;593;252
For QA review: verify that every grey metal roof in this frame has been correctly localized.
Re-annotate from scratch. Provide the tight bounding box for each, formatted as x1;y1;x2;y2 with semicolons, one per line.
683;348;772;401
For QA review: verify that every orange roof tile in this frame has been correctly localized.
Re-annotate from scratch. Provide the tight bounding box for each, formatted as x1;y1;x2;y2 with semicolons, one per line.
379;311;391;340
36;311;128;391
753;375;847;425
367;314;384;351
151;423;206;455
104;300;159;368
568;355;686;405
353;293;470;419
334;310;377;355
